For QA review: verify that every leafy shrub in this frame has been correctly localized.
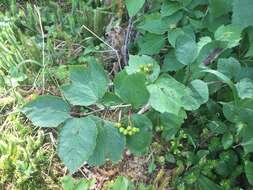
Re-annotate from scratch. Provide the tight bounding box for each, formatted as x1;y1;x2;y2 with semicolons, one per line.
19;0;253;189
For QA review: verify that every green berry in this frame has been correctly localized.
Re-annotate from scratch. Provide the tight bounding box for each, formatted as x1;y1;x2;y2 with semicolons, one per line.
123;130;128;136
127;126;132;131
115;122;121;128
128;131;133;136
119;127;124;133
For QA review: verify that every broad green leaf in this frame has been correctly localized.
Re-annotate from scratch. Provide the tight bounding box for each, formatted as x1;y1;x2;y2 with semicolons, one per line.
114;71;149;108
235;78;253;99
215;150;238;177
62;61;109;106
21;95;70;128
209;0;232;18
137;33;165;55
197;36;212;53
245;161;253;185
88;117;125;166
168;26;196;48
125;0;145;17
126;114;153;155
175;34;198;65
161;1;181;17
222;132;233;149
101;92;123;107
198;175;222;190
161;110;187;141
126;55;160;82
162;50;185;72
58;117;97;173
109;176;134;190
61;176;75;190
167;28;185;47
217;57;241;80
241;123;253;154
182;80;209;111
196;41;226;65
232;0;253;29
214;25;242;48
147;75;186;115
138;12;183;34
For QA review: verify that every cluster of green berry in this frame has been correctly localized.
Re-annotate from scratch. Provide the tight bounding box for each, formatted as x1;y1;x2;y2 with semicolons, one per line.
114;122;140;136
170;130;187;155
138;63;153;74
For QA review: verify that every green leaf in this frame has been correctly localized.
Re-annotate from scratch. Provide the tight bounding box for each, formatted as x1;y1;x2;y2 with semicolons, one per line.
198;175;222;190
114;71;149;108
217;57;241;80
147;75;186;115
167;28;185;48
125;0;145;17
232;0;253;29
161;1;181;17
58;117;98;173
209;0;232;18
88;117;125;166
126;55;160;82
182;80;209;111
161;110;187;141
138;12;183;34
21;95;70;128
245;161;253;185
214;25;242;48
137;33;165;55
222;132;233;149
62;61;109;106
241;124;253;154
109;176;134;190
126;114;153;155
236;78;253;99
175;34;198;65
61;176;75;190
162;50;185;72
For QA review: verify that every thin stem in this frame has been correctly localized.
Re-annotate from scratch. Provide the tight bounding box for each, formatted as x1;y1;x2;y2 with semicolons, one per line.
35;6;45;94
80;25;122;70
70;104;132;117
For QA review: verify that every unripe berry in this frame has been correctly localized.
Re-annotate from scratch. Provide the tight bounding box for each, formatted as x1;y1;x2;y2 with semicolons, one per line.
119;127;124;133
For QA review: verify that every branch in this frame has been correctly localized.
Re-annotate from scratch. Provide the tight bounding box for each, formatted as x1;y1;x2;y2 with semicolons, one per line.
70;104;132;117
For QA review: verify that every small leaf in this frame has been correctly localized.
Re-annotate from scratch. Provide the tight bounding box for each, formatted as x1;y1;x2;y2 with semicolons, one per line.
58;117;97;173
126;55;160;82
175;34;198;65
245;161;253;185
137;33;165;55
109;176;134;190
125;0;145;17
21;95;70;128
114;71;149;108
126;114;153;155
198;175;222;190
138;12;183;34
214;25;242;48
147;75;186;115
222;132;233;149
182;80;209;111
162;50;185;72
161;1;181;17
217;57;241;80
62;60;109;106
236;78;253;99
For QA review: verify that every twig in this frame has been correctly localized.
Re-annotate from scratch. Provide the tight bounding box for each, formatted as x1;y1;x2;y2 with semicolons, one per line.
70;104;131;117
80;25;122;70
203;48;223;66
35;6;46;94
123;17;133;66
138;103;151;114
